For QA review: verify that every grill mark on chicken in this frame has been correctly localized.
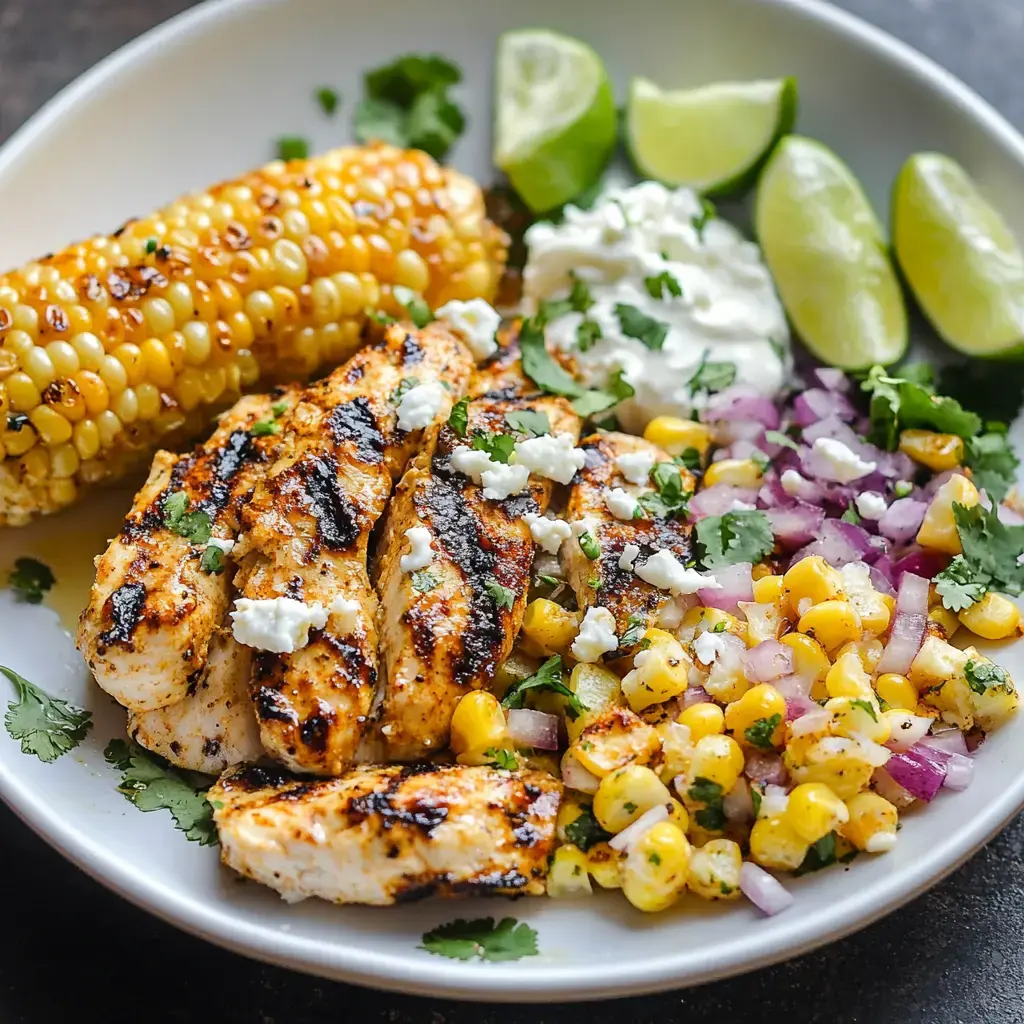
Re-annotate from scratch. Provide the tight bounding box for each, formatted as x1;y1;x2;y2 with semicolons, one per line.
348;789;450;834
326;397;385;465
401;330;423;364
299;455;362;551
97;583;146;647
253;682;300;724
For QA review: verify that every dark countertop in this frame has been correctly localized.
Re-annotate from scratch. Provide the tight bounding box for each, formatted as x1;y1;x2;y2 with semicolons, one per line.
1;1;1023;1021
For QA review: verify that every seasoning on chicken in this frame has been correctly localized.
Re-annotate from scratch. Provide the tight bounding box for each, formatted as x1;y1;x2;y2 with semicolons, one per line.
210;762;562;905
234;321;473;775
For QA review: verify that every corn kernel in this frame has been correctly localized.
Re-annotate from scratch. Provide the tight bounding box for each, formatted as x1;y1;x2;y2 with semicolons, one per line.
839;562;891;634
798;601;862;653
449;691;507;756
571;707;660;778
835;637;885;674
785;782;849;843
783;734;880;799
899;429;964;472
555;794;590;843
876;673;917;711
521;598;579;657
703;457;762;489
677;702;725;742
826;695;889;744
622;821;690;912
593;764;671;833
784;555;845;616
841;792;898;853
687;733;745;792
928;604;960;640
621;633;692;711
587;842;625;889
958;592;1021;640
679;606;743;644
778;632;831;684
724;684;786;747
825;650;874;700
752;574;786;606
685;838;743;899
656;721;693;781
547;845;593;898
643;415;711;459
749;815;809;871
738;600;786;646
916;473;980;555
565;661;623;741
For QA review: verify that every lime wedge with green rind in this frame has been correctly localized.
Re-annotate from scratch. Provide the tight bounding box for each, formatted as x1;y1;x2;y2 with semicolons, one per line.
627;76;797;197
755;134;907;369
892;153;1024;359
494;29;617;213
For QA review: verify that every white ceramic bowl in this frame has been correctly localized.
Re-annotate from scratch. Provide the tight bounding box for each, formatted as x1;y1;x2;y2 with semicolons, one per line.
1;0;1022;1002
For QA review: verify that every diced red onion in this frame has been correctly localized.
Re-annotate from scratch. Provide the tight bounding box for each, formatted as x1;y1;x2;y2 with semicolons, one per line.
723;778;754;822
740;862;794;916
608;804;670;852
884;742;950;801
784;695;819;721
766;502;825;548
921;728;970;758
875;449;917;481
561;754;600;794
878;498;929;544
699;562;753;611
871;767;917;809
791;519;874;569
742;639;794;682
774;672;812;701
689;484;760;519
924;468;959;495
884;712;934;751
894;548;947;585
704;385;781;430
792;388;856;426
744;750;788;785
942;752;974;791
877;572;929;675
812;367;851;392
681;685;711;708
507;708;559;751
869;559;896;595
789;706;831;737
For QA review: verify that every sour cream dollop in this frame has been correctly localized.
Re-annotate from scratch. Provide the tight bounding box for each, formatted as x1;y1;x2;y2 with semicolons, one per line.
522;181;790;432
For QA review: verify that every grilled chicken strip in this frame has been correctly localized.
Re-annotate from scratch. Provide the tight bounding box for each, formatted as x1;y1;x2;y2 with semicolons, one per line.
78;387;301;712
210;763;562;905
371;376;581;760
562;432;696;639
234;322;473;775
127;628;261;774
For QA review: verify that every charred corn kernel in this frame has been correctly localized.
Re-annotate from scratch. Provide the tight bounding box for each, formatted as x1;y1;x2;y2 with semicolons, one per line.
687;733;745;792
547;845;593;898
0;144;507;526
909;636;970;692
752;574;786;606
566;662;623;742
841;792;898;853
492;649;540;700
621;632;692;711
876;673;917;711
916;473;980;555
738;600;786;646
593;764;672;833
751;561;773;581
784;555;845;615
838;563;891;634
679;606;744;643
825;650;874;700
643;416;711;458
836;637;885;674
622;821;691;913
827;695;889;744
587;842;625;889
899;429;964;472
798;600;861;653
703;457;762;488
961;646;1019;731
724;684;786;746
657;721;693;782
665;798;690;833
958;592;1021;640
555;795;589;842
749;815;809;871
677;701;725;742
785;782;849;844
685;838;743;899
784;734;881;799
778;632;831;684
571;707;661;778
449;691;507;756
928;604;960;640
521;599;579;657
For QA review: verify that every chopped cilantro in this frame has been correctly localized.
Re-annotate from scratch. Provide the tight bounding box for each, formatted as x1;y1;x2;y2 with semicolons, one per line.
447;397;470;437
648;851;663;866
933;555;989;612
638;461;691;519
564;807;612;852
577;530;601;560
841;504;862;525
850;698;879;722
535;574;561;589
391;376;420;405
271;401;288;417
614;303;669;351
275;136;309;161
643;271;682;301
2;665;92;763
315;86;340;116
485;578;516;610
576;319;602;352
964;430;1019;503
794;832;838;875
764;429;799;451
696;509;774;570
687;776;725;831
420;917;539;962
7;557;55;605
691;197;716;241
411;569;439;593
619;612;647;648
587;574;602;590
622;801;638;814
505;409;551;437
369;309;397;326
711;621;728;633
145;237;158;254
483;747;518;771
687;351;737;395
951;502;1024;597
393;285;433;328
894;480;914;499
744;713;782;750
964;659;1013;696
162;491;212;544
538;273;594;321
470;430;515;464
570;369;635;419
250;418;280;437
675;447;702;471
750;785;763;818
501;656;585;719
200;546;226;574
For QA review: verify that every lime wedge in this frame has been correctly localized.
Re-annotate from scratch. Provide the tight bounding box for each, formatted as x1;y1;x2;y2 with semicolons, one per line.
892;153;1024;358
627;76;797;196
755;135;907;369
494;29;617;213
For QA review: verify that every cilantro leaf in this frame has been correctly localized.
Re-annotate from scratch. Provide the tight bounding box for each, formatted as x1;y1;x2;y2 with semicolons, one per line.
505;410;551;437
744;713;782;750
2;666;92;763
637;461;690;519
965;659;1013;696
411;569;439;593
965;430;1019;503
275;136;309;161
564;807;612;852
271;401;288;418
576;530;601;560
696;509;774;569
764;429;799;451
576;319;602;351
794;832;838;875
675;447;702;471
392;286;433;328
643;271;682;301
365;54;460;105
538;274;594;321
104;739;217;845
615;304;669;351
933;555;990;612
501;656;585;719
200;546;226;574
519;318;586;398
750;785;763;818
391;376;420;405
420;917;539;962
850;698;879;722
619;612;647;648
688;352;737;396
485;578;516;610
841;504;862;525
691;197;717;241
483;747;518;770
952;502;1024;597
315;86;340;116
250;418;280;437
687;776;726;831
162;492;212;544
447;397;470;437
470;430;515;464
353;97;408;147
8;557;55;604
570;369;635;419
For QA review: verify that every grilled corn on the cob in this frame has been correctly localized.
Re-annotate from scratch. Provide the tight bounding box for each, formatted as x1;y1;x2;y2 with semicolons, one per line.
0;143;507;526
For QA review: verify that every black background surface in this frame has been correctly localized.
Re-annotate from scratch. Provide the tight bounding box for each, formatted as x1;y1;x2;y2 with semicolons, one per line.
0;2;1022;1021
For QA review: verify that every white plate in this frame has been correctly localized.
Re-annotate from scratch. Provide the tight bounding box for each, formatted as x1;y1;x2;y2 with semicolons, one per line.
1;0;1023;1003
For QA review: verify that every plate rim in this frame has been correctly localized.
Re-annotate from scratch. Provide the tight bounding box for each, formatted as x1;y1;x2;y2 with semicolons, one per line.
2;0;1024;1001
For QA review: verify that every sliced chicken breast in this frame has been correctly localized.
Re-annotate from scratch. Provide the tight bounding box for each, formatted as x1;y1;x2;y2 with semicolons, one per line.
562;431;696;639
210;763;562;905
78;387;301;712
234;322;473;775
